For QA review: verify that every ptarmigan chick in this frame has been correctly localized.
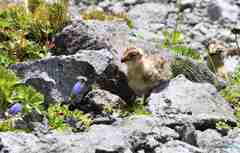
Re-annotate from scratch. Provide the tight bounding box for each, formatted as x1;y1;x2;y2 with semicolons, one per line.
207;39;240;79
121;47;173;96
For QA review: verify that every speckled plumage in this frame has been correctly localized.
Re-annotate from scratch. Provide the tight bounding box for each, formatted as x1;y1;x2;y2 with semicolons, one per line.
121;47;173;95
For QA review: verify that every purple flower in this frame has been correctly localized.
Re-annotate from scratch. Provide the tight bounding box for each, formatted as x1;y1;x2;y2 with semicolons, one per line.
71;81;85;96
8;103;22;115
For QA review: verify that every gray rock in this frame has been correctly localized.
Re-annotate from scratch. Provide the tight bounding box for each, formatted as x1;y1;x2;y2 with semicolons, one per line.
207;0;240;23
148;75;237;129
174;123;196;145
195;129;222;149
3;117;238;153
128;3;175;32
224;56;240;75
205;128;240;153
180;0;195;11
10;49;113;103
128;130;159;152
0;124;131;153
124;0;138;5
207;1;222;21
83;89;127;115
108;3;126;14
0;116;194;153
53;20;130;56
151;126;180;143
154;140;204;153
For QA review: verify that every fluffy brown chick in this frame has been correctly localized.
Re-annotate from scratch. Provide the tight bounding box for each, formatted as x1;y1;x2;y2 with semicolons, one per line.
206;39;240;79
206;39;228;79
121;47;173;96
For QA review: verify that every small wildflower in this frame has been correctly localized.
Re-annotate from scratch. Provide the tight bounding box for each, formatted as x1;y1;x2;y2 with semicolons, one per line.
72;81;85;96
8;103;22;115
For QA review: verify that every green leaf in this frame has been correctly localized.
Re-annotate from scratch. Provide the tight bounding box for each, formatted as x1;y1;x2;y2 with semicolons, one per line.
172;31;182;45
0;20;11;28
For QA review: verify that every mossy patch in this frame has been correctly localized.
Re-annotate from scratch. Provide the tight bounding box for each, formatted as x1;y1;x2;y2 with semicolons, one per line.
81;10;134;28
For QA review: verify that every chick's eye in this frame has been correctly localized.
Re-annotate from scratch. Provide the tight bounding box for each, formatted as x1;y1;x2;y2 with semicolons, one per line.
130;53;137;57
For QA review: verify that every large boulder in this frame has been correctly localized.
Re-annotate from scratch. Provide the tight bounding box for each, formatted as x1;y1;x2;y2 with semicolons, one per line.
148;75;237;129
10;49;113;103
53;20;130;56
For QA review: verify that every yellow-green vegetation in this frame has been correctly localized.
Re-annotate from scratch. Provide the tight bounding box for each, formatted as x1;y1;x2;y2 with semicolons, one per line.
47;103;92;130
159;0;201;60
216;120;231;130
81;10;134;28
124;97;151;116
0;0;69;65
219;67;240;128
0;65;94;132
0;66;44;114
0;66;44;131
161;30;201;60
0;118;18;132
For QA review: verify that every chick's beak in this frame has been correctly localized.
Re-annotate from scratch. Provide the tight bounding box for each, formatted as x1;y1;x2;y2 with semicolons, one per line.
121;57;128;63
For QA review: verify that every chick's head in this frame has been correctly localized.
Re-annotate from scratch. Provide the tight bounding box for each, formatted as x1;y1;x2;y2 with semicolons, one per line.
121;47;144;64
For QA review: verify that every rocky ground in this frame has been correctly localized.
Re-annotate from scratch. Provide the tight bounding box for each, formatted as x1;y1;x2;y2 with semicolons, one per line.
1;0;240;153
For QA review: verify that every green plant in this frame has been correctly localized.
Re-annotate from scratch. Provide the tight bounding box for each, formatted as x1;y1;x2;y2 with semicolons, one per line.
47;103;92;130
0;0;69;63
12;84;44;114
160;0;200;60
220;68;240;127
27;0;44;13
124;97;151;116
47;103;69;130
216;120;231;130
161;30;201;60
0;51;14;67
0;66;19;112
30;0;69;43
47;0;70;34
231;67;240;85
0;31;47;61
0;118;15;132
0;66;44;114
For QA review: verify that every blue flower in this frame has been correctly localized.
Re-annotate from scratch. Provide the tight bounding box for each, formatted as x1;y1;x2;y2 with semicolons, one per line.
8;103;22;115
71;81;85;96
